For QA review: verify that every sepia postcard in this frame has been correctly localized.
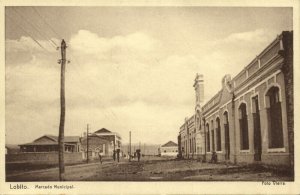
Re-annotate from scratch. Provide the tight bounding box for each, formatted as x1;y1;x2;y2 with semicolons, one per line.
0;0;299;194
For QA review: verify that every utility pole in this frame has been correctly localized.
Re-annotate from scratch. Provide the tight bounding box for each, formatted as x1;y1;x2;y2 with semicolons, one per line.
129;131;131;162
86;124;89;163
113;135;116;161
203;118;206;162
58;39;66;181
139;141;141;150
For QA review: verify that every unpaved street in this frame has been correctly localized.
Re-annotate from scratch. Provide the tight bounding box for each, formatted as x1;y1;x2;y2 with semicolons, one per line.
6;157;292;181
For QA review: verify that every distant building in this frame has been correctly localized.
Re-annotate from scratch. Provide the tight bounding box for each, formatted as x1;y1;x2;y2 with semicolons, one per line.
159;141;178;157
179;31;293;167
179;115;200;158
9;135;83;165
91;128;122;156
19;135;81;153
5;144;20;154
80;135;111;159
122;143;160;156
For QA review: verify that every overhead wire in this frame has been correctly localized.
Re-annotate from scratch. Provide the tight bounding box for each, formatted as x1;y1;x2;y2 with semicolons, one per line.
10;7;120;126
22;8;100;97
5;13;49;52
10;7;58;49
31;7;62;40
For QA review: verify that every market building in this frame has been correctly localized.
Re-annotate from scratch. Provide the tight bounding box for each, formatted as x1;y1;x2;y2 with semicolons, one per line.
179;31;293;167
179;74;204;159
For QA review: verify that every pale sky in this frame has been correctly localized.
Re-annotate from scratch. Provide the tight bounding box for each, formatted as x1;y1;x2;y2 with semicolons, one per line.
5;7;292;145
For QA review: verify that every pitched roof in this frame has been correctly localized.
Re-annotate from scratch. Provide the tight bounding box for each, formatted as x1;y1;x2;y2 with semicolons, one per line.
65;136;80;142
161;141;178;147
21;135;80;146
94;128;112;134
5;144;19;149
33;135;57;142
21;142;58;146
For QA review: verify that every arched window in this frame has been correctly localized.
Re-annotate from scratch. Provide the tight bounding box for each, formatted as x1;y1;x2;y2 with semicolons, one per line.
266;86;283;148
223;111;230;160
190;138;192;152
197;110;201;130
194;137;196;153
197;117;200;130
216;118;221;151
239;103;249;150
206;124;210;152
211;120;215;152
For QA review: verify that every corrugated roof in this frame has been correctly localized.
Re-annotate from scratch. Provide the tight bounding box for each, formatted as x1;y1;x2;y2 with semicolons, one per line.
161;141;178;147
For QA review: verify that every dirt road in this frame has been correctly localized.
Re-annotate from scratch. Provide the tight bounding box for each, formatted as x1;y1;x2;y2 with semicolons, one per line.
6;157;292;181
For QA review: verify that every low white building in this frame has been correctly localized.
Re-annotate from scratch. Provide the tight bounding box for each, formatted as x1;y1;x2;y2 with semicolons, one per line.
159;141;178;157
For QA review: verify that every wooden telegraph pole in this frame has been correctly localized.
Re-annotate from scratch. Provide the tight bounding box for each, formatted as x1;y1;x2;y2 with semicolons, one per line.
129;131;131;162
87;124;89;163
58;39;67;181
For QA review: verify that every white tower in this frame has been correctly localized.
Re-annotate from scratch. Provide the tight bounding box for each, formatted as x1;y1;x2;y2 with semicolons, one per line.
193;74;204;155
193;73;204;112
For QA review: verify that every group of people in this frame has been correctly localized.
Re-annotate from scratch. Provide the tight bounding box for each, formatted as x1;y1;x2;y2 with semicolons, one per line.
131;149;141;162
98;150;121;164
113;149;121;162
98;149;142;164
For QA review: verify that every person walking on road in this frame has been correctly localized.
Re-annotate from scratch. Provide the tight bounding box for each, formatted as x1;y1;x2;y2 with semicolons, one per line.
113;150;116;161
98;153;102;164
136;149;141;162
116;149;120;162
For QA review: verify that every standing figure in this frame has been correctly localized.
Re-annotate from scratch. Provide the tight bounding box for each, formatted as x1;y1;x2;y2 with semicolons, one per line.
136;149;141;162
113;150;116;161
98;153;102;164
211;151;218;163
117;149;120;162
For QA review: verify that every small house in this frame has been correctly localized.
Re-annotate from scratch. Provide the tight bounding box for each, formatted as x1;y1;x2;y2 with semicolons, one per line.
19;135;81;153
159;141;178;157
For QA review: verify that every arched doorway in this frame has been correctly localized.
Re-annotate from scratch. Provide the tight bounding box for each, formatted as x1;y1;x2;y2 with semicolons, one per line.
206;123;210;152
211;120;215;152
252;95;262;161
266;86;284;148
216;117;221;151
223;111;230;160
239;103;249;150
